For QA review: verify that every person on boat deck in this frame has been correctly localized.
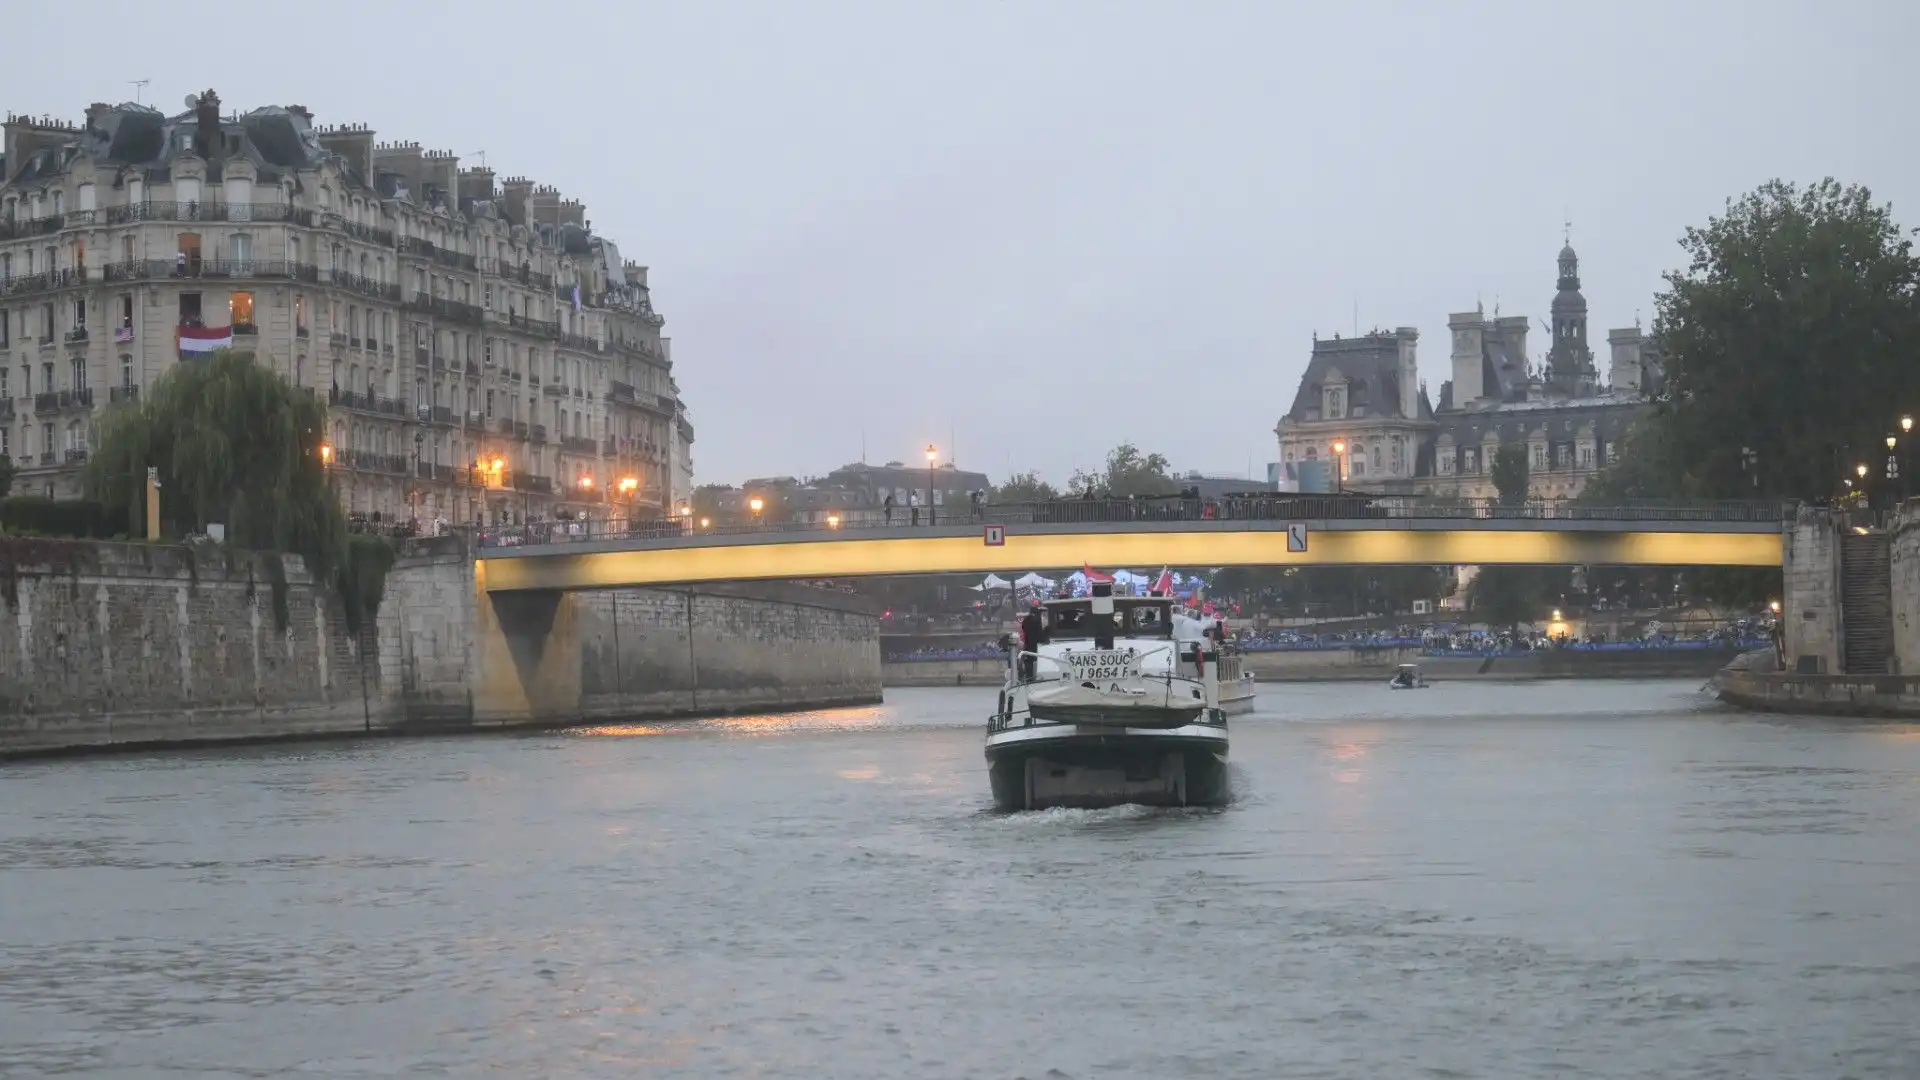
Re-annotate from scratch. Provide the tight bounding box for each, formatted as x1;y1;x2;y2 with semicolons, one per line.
1018;604;1047;681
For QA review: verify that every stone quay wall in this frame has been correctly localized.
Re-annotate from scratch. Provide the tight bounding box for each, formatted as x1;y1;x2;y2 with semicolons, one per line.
1;538;882;757
0;540;371;755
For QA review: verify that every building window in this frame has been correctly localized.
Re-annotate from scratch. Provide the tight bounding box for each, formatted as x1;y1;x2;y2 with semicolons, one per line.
1323;386;1345;420
230;232;252;264
230;291;255;329
1606;442;1619;465
121;356;133;388
294;294;307;334
1463;448;1477;473
70;357;86;391
1531;444;1546;470
1579;445;1594;468
118;294;133;330
180;293;203;326
72;298;86;331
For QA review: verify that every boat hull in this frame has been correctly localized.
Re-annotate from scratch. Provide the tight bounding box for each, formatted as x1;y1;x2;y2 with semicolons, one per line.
984;726;1230;811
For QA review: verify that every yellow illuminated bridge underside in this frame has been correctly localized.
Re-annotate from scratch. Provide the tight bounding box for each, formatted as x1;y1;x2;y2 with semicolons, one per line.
477;526;1784;592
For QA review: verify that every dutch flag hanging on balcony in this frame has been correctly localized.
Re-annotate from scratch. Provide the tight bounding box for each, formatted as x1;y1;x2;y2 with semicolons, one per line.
177;324;232;357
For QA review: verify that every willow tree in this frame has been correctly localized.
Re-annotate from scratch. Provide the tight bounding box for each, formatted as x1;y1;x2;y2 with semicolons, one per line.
85;350;372;629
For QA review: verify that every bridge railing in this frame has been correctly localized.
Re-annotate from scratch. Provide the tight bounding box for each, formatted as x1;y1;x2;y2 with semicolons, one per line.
474;496;1797;549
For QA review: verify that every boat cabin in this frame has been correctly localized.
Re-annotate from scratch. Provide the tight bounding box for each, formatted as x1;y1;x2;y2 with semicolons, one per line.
1038;596;1175;642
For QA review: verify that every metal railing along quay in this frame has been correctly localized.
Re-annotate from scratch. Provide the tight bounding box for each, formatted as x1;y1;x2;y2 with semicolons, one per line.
473;497;1798;550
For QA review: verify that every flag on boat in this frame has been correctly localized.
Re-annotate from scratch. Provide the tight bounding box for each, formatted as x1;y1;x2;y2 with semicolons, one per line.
176;324;232;356
1081;563;1113;584
1151;567;1174;595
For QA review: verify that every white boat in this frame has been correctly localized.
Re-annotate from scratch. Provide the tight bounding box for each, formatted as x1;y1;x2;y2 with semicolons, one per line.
1214;645;1257;716
987;585;1230;810
1388;663;1430;689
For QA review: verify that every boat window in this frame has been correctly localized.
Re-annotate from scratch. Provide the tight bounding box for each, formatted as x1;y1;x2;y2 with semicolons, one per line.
1120;605;1171;637
1049;607;1091;640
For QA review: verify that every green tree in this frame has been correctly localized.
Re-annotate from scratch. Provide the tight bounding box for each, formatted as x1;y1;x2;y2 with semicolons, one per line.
1470;444;1545;630
1596;179;1920;502
84;350;388;633
1070;443;1180;497
991;470;1059;503
1489;442;1532;506
0;455;13;499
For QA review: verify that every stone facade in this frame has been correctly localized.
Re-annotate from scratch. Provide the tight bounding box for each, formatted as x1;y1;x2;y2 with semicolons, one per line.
0;92;694;521
1889;505;1920;674
1275;243;1663;500
1781;508;1845;674
0;538;883;755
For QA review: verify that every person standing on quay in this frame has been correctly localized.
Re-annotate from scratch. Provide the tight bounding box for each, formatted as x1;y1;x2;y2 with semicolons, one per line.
884;492;895;525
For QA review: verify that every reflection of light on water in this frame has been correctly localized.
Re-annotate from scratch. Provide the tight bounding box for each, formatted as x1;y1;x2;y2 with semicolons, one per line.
837;767;880;781
1333;769;1364;785
571;704;897;741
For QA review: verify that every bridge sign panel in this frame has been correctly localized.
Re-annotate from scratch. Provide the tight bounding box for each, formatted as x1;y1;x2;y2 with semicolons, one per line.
983;524;1006;546
1287;522;1308;552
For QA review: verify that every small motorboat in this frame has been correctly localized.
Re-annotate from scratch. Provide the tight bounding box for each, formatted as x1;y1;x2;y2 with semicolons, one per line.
1388;663;1429;689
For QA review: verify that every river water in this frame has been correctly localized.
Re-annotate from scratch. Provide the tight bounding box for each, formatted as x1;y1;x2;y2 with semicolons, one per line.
2;682;1917;1079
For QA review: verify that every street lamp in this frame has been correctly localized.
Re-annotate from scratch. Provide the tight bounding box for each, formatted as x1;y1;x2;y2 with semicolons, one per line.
319;442;333;467
925;443;937;526
827;512;840;529
1904;415;1913;435
1330;439;1346;493
1769;600;1781;614
698;516;711;528
748;496;764;524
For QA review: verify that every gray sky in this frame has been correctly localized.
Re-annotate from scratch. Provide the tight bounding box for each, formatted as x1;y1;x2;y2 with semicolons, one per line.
14;0;1916;486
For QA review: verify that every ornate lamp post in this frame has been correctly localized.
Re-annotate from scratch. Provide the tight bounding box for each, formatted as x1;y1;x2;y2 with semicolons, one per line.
1330;439;1347;494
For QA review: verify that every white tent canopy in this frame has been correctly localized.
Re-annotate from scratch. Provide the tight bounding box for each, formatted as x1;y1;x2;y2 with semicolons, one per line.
979;573;1012;590
1014;572;1054;588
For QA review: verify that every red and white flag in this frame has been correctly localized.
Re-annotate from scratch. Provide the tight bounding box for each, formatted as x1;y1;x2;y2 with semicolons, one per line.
176;324;232;355
1081;563;1113;584
1151;567;1174;595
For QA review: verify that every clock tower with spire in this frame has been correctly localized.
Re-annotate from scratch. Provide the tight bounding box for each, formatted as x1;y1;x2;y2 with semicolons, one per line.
1544;231;1598;396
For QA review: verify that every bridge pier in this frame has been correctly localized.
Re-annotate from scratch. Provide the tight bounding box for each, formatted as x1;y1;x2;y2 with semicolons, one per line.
472;574;586;724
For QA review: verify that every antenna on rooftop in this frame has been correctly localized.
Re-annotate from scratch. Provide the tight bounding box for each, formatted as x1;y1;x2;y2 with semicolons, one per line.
129;80;149;106
472;149;488;168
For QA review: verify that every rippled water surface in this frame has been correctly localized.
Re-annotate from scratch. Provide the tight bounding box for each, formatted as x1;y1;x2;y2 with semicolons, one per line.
4;681;1919;1079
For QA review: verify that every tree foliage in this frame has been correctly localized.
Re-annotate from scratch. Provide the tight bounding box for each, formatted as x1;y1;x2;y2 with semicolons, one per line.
1471;443;1546;628
1070;443;1180;497
1490;443;1531;506
0;455;14;500
83;350;388;632
992;470;1059;503
1590;179;1920;502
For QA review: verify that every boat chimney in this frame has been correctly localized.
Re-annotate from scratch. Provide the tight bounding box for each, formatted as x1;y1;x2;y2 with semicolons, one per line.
1090;581;1116;649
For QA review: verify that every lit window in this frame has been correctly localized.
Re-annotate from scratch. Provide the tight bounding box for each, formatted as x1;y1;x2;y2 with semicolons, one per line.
230;291;255;327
